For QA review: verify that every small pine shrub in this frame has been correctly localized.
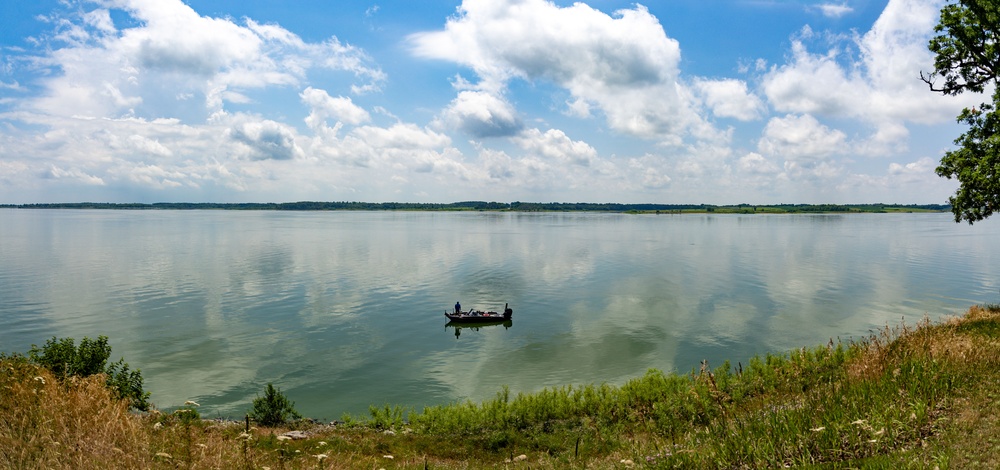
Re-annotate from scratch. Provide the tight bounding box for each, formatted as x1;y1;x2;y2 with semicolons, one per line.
249;383;301;426
28;335;150;411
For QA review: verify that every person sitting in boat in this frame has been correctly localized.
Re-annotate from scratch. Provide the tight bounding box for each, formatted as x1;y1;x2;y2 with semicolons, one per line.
455;301;461;314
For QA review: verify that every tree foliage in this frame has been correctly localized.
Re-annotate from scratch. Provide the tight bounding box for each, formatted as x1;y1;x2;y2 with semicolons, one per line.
28;335;151;411
923;0;1000;224
249;383;301;426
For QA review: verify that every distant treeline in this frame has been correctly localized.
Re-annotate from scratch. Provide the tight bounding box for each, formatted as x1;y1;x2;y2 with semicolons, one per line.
1;201;951;213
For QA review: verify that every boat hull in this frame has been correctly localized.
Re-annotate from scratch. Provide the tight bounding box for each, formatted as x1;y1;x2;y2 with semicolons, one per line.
444;304;512;323
444;312;511;323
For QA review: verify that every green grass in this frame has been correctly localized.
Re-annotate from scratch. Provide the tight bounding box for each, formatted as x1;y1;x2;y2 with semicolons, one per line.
3;304;1000;468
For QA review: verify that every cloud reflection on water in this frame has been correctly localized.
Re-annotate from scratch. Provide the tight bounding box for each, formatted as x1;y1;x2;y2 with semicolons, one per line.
0;210;997;419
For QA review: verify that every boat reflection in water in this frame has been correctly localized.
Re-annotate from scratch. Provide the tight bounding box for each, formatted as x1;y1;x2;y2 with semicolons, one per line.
446;319;513;339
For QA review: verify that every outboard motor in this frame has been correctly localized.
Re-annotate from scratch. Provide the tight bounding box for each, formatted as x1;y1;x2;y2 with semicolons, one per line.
503;303;513;319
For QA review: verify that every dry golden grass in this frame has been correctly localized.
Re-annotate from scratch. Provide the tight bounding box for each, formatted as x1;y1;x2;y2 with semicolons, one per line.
847;306;1000;381
1;360;154;469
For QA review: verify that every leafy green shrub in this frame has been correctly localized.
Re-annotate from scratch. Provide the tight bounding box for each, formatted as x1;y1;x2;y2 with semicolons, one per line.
369;404;407;430
27;335;150;411
249;383;301;426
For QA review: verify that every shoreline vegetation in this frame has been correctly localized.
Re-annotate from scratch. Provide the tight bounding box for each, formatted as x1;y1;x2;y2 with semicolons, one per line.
3;305;999;468
1;201;950;214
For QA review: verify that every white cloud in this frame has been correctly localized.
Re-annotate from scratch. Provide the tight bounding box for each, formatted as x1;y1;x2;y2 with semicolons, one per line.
480;147;515;181
116;163;187;189
758;114;847;161
783;159;843;182
298;121;458;176
817;3;854;18
0;81;25;91
693;78;765;121
762;37;860;117
762;0;977;154
116;1;262;76
22;0;384;120
301;87;371;129
439;90;523;138
511;128;596;167
738;152;781;175
227;118;303;161
410;0;706;142
0;0;974;205
838;157;955;199
626;154;673;190
45;165;106;186
466;128;619;194
350;123;452;151
888;156;937;182
121;134;173;157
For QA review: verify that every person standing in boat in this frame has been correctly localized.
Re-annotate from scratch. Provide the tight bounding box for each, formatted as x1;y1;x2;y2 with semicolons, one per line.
455;301;461;314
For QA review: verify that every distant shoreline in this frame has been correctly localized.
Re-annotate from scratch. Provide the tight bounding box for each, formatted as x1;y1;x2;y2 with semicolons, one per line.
0;201;951;214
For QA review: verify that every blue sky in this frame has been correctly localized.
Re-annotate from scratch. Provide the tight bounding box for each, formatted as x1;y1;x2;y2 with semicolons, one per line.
0;0;986;204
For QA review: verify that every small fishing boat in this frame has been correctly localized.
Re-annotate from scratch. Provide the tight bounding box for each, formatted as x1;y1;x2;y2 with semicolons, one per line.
445;303;512;323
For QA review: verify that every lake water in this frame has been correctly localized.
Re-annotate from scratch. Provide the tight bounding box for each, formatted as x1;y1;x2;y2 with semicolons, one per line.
1;209;997;420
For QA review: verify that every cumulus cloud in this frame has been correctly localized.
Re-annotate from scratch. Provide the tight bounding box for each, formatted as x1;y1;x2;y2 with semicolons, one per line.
738;152;781;176
117;0;262;76
761;0;976;154
758;114;847;161
22;0;384;119
471;128;619;194
350;123;452;151
693;79;765;121
0;0;979;205
887;156;938;183
301;87;371;129
512;128;597;167
440;90;522;138
410;0;704;141
227;118;302;161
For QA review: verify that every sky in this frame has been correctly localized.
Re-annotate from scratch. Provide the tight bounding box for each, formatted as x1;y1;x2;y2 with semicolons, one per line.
0;0;988;204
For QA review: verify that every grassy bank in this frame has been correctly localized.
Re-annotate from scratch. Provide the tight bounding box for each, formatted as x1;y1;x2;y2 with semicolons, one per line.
3;305;999;469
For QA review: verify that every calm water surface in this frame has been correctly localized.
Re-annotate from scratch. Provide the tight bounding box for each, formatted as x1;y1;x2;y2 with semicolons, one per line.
1;209;997;419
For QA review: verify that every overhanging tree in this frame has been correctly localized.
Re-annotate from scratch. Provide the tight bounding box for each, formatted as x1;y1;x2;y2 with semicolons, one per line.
921;0;1000;224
